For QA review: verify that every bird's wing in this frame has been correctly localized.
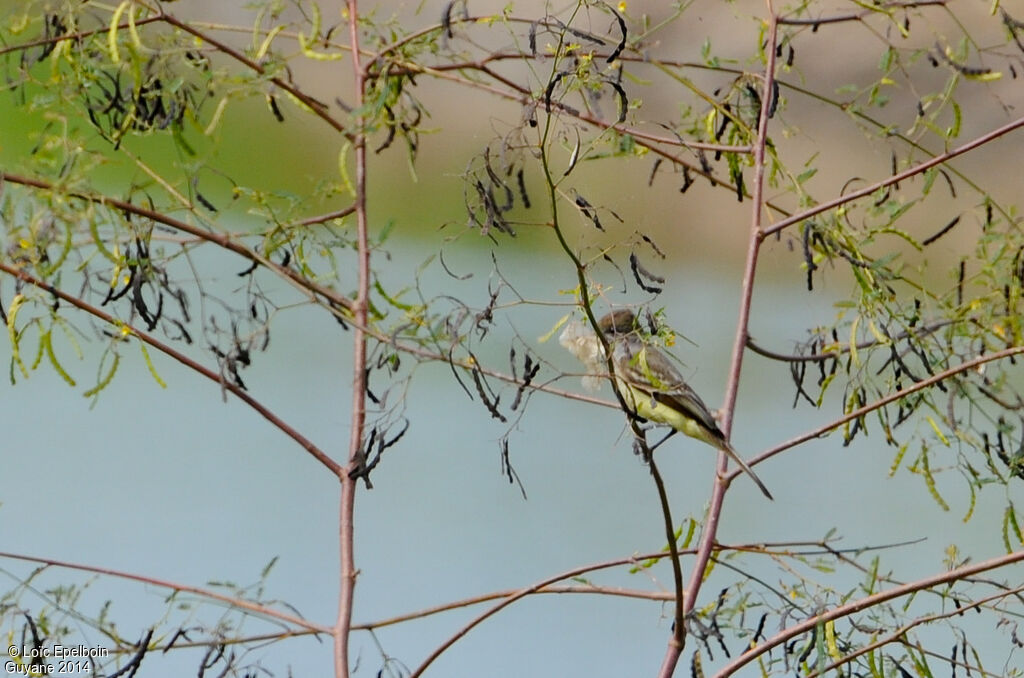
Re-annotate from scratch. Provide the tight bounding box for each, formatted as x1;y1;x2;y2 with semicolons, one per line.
651;384;723;438
617;340;724;437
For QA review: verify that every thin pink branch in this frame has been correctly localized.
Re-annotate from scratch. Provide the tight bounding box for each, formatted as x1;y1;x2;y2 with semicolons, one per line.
761;115;1024;239
0;262;341;476
0;171;355;313
335;2;370;677
737;342;1024;475
295;205;358;227
657;7;780;678
777;0;948;26
713;548;1024;676
157;13;352;140
360;537;915;635
0;15;165;57
0;550;330;634
408;551;695;678
398;59;756;196
803;584;1024;678
722;7;779;437
394;60;750;153
354;583;675;631
131;628;319;653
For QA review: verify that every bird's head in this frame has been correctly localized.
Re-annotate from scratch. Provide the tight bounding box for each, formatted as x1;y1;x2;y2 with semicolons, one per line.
597;309;637;336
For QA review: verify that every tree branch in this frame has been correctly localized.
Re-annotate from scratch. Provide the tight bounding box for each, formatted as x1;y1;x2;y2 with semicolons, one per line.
0;550;330;634
735;343;1024;477
761;115;1024;239
335;2;369;676
0;262;341;476
0;172;355;313
714;548;1024;676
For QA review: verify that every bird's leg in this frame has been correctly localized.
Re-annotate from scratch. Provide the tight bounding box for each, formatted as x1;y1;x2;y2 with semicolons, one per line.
632;434;653;462
649;428;678;452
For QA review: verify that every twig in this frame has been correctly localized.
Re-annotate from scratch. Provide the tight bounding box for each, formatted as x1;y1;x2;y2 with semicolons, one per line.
734;343;1024;479
713;549;1024;676
0;15;164;57
761;115;1024;239
802;584;1024;678
408;551;693;677
0;262;341;476
650;458;686;650
158;13;353;140
777;0;948;26
0;550;330;634
0;172;355;313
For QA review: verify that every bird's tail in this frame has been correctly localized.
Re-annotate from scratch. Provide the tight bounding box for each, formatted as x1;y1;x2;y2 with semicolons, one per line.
720;443;773;500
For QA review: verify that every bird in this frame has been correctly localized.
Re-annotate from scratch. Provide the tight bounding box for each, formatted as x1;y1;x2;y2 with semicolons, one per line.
596;309;773;500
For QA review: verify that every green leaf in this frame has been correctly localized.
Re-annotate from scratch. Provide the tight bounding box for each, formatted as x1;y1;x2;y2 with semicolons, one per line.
139;342;167;389
83;353;120;399
538;313;570;343
43;329;76;387
946;99;961;139
7;294;30;380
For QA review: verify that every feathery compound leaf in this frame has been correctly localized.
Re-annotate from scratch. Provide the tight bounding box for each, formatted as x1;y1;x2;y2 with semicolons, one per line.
43;330;76;386
6;294;29;380
919;447;950;512
139;342;166;389
83;353;120;399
